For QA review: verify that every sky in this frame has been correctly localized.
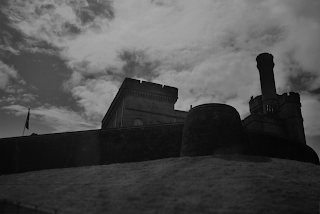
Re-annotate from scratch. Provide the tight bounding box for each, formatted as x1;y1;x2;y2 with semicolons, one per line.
0;0;319;157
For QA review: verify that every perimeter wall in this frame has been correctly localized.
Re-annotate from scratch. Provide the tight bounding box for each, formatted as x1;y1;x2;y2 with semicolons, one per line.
0;123;184;175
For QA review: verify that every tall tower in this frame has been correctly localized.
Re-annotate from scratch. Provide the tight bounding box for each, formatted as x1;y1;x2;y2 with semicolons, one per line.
256;53;280;114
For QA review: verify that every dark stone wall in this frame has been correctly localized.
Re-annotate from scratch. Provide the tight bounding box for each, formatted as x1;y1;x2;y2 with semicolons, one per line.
123;109;176;126
0;130;101;175
243;114;287;137
100;124;183;164
102;87;183;129
125;94;175;116
122;94;179;126
174;110;188;122
0;124;184;175
246;130;319;165
1;103;318;176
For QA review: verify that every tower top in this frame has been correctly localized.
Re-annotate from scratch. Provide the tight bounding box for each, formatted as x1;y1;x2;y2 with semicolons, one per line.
256;53;274;69
256;52;278;114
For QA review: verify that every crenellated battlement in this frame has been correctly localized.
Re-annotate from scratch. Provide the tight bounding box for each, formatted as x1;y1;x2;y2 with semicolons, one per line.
278;92;301;106
122;78;178;99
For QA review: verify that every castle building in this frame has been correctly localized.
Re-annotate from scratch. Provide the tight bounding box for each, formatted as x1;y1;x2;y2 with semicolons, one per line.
102;53;306;145
1;53;317;177
242;53;306;144
101;78;187;129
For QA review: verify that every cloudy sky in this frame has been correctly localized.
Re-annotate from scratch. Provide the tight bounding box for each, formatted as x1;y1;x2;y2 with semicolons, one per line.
0;0;319;156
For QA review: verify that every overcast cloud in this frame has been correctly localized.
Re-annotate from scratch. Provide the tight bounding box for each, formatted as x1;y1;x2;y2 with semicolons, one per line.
1;0;320;139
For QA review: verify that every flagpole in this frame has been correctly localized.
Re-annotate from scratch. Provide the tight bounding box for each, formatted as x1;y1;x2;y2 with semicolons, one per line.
22;124;26;136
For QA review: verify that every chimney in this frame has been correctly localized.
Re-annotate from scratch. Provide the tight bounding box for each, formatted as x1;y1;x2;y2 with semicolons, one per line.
256;53;279;114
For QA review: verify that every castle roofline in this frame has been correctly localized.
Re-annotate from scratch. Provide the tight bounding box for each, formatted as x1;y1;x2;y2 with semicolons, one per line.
278;92;300;105
122;78;178;98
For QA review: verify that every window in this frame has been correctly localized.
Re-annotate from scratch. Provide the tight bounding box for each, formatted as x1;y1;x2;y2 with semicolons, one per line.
266;104;274;114
133;119;143;126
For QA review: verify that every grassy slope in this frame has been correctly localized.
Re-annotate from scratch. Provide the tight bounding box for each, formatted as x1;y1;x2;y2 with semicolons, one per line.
0;155;319;214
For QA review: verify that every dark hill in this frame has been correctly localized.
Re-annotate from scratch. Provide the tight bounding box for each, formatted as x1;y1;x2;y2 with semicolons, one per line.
0;155;319;214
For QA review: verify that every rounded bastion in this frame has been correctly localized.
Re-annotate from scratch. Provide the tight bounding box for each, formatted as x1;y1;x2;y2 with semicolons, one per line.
180;103;247;157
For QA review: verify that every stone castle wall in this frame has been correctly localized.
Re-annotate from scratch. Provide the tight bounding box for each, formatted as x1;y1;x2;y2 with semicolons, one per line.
1;103;319;176
0;124;184;175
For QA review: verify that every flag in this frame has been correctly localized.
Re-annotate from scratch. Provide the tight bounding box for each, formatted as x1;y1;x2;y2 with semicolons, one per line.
25;108;30;130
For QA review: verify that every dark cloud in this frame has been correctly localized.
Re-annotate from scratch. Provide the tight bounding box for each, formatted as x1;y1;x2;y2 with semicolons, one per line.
310;88;320;95
119;50;160;81
284;0;320;23
86;0;114;19
76;0;114;25
250;26;286;47
283;51;320;95
1;52;80;112
151;0;175;7
289;73;319;93
35;4;55;16
0;7;25;57
77;9;95;25
62;22;82;35
0;2;60;57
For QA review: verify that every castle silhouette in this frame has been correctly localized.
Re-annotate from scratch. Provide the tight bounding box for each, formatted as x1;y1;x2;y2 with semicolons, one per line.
0;53;318;175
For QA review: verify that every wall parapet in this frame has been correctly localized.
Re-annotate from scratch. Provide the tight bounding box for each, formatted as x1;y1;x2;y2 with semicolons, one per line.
123;78;178;99
278;92;301;105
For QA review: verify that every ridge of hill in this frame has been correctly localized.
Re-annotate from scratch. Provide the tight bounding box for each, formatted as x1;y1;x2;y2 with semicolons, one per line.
0;155;319;214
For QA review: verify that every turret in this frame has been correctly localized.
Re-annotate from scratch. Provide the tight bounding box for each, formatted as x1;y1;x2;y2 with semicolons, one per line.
256;53;280;115
279;92;306;144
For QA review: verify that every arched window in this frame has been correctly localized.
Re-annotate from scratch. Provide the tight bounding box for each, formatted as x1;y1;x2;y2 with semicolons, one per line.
133;119;143;126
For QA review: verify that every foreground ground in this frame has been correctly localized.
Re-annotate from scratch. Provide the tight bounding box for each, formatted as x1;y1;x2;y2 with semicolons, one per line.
0;155;319;214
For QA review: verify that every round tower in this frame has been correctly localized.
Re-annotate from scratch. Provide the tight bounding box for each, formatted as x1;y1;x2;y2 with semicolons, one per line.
180;103;247;157
256;53;280;114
